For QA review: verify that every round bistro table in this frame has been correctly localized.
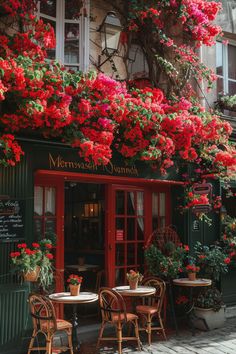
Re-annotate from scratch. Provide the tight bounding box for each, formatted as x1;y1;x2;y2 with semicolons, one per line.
49;292;98;352
112;285;156;313
113;285;156;297
173;278;212;335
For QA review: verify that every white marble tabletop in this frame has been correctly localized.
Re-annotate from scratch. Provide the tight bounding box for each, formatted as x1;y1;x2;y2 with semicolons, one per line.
113;285;156;297
49;291;98;304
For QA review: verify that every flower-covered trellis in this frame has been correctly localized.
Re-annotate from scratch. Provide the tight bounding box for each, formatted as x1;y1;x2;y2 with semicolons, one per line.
0;0;235;219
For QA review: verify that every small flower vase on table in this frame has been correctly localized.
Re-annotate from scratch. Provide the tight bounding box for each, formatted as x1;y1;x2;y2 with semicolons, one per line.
188;272;196;281
127;270;143;290
67;274;83;296
129;278;138;290
69;284;81;296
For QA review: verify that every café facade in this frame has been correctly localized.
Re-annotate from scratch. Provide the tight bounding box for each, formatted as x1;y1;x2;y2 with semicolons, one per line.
1;0;236;351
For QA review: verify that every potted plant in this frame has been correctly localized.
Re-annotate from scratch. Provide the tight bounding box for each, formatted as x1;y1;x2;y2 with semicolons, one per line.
126;270;143;290
215;94;236;112
67;274;83;296
185;264;200;281
193;287;226;330
194;241;229;281
145;243;188;280
10;239;54;290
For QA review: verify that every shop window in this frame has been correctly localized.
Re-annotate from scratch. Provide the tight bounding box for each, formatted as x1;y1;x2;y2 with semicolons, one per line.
152;192;166;230
115;189;145;285
216;40;236;95
38;0;89;71
34;186;56;239
128;43;149;80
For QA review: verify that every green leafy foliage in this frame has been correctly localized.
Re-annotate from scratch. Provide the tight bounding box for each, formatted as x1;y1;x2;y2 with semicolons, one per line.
195;287;224;311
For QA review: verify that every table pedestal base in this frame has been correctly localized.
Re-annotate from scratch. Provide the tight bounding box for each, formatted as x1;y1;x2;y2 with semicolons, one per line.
72;304;81;351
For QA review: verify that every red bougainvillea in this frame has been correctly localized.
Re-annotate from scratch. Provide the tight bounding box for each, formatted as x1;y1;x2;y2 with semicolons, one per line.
0;0;235;188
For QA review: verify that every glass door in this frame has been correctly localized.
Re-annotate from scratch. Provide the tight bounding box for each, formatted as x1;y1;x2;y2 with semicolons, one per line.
108;186;145;287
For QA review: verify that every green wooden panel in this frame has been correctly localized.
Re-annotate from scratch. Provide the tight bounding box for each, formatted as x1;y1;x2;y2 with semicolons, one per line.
0;284;30;347
221;266;236;305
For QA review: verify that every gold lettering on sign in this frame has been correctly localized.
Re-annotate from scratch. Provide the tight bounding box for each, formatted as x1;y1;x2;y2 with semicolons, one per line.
48;153;139;176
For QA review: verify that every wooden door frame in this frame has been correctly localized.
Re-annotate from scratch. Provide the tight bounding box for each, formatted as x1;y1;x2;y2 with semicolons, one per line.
35;170;178;289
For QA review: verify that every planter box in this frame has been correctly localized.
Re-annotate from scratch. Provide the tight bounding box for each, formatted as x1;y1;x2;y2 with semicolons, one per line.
192;306;226;331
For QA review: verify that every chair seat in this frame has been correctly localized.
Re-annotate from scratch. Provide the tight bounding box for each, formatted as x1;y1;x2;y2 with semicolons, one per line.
136;305;157;315
112;312;138;322
42;318;72;331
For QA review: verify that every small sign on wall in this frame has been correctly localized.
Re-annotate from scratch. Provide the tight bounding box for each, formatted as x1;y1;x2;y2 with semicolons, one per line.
116;229;124;241
192;220;200;231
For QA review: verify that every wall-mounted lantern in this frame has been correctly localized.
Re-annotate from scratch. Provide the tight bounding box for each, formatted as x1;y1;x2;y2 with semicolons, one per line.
97;11;122;68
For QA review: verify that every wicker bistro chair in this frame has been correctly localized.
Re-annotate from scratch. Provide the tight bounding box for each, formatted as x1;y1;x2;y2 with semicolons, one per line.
136;277;167;345
27;294;73;354
96;287;141;354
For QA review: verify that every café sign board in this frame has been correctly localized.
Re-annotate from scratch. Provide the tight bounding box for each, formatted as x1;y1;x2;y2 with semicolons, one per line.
0;200;24;240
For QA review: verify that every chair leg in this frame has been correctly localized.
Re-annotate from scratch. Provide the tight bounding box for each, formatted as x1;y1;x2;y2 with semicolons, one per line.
134;319;141;351
46;334;52;354
117;322;122;354
158;315;167;340
68;329;74;354
27;330;36;354
147;314;152;345
96;320;106;351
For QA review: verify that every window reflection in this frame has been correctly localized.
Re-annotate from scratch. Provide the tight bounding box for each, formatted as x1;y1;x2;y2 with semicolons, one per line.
34;186;43;216
127;244;135;265
45;187;56;216
116;191;125;215
65;0;82;19
127;218;135;240
127;192;135;215
40;0;56;17
116;244;125;266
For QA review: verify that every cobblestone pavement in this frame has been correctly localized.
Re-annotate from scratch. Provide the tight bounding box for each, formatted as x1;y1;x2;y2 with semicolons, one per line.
79;318;236;354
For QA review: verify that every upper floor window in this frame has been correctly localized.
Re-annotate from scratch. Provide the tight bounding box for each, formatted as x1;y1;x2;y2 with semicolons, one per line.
216;41;236;95
38;0;89;71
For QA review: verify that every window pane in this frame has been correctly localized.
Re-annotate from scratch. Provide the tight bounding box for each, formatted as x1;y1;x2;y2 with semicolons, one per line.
116;244;125;266
41;18;56;59
65;0;82;20
40;0;56;17
64;23;80;64
137;192;144;216
116;191;124;215
34;186;43;216
229;80;236;95
45;218;56;234
116;218;125;240
127;192;135;215
127;243;135;265
216;42;223;76
45;187;55;216
115;268;125;286
137;243;144;269
217;77;223;95
228;45;236;80
137;218;144;240
127;218;135;240
152;193;158;216
34;219;43;239
160;193;166;217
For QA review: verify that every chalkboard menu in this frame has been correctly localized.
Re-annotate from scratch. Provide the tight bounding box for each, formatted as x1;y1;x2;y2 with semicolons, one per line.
0;200;24;240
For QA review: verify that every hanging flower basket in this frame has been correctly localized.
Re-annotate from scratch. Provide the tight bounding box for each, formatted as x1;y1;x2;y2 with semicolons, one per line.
23;266;40;282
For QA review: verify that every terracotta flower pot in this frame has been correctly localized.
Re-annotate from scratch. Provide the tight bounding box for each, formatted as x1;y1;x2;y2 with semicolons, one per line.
129;279;138;290
188;272;196;281
23;266;40;282
69;284;81;296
